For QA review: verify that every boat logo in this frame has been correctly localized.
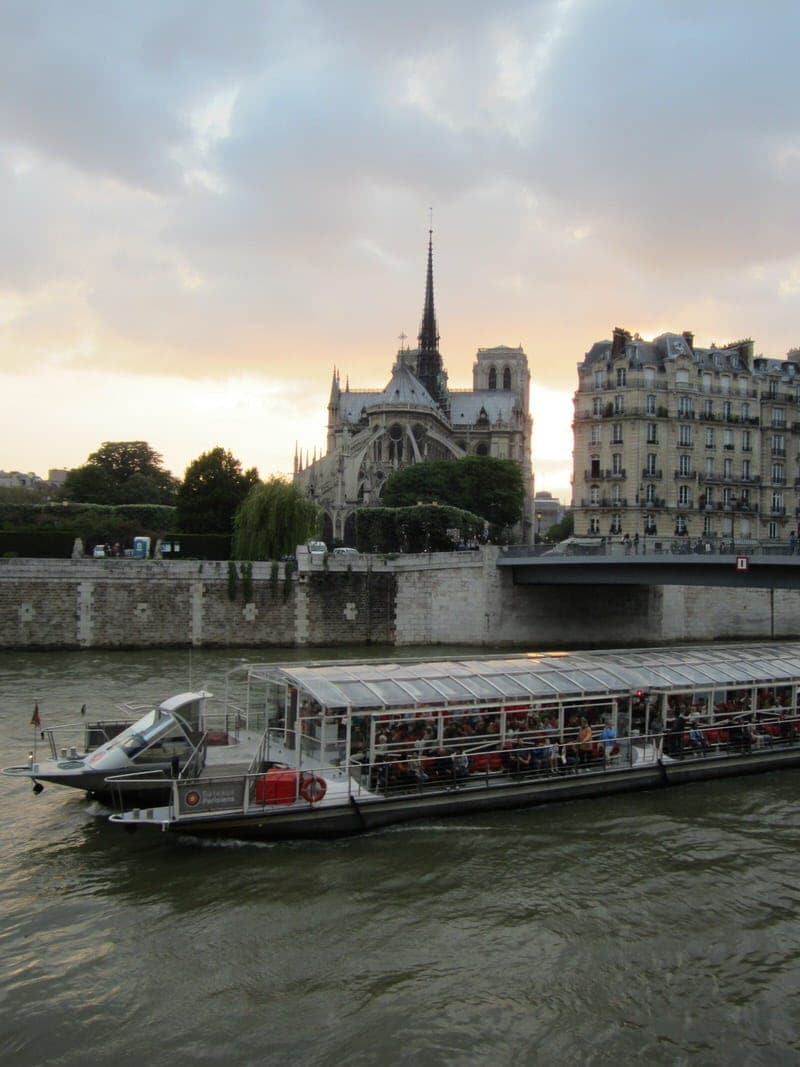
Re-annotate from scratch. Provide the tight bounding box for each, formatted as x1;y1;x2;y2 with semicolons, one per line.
185;790;201;807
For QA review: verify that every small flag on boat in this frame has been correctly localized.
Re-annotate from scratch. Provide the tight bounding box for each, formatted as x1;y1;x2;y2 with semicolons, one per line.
31;703;41;728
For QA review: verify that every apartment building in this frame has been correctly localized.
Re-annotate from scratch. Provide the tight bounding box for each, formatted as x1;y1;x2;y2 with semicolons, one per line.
572;328;800;542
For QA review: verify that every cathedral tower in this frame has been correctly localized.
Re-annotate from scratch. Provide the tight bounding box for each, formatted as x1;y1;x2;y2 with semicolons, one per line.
416;230;448;412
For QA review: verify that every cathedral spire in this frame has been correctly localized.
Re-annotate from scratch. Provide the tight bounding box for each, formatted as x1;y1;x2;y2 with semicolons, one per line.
416;227;446;412
418;229;439;354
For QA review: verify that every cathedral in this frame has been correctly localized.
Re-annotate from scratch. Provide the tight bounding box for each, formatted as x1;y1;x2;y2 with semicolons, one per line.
293;233;534;545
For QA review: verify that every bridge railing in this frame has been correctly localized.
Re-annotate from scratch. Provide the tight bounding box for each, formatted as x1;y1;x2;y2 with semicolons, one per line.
506;540;800;560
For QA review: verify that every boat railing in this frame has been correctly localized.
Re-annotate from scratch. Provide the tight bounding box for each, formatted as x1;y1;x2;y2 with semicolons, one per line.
37;717;137;760
180;734;209;779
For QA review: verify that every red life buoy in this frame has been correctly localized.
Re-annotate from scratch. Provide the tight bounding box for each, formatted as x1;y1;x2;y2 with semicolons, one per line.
299;775;327;804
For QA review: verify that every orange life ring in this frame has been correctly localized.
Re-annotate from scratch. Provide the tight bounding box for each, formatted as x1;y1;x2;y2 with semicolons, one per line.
300;775;327;804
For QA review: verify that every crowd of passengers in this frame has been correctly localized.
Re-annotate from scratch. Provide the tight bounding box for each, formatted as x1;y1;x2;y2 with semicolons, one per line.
654;687;798;758
337;686;800;788
345;706;622;790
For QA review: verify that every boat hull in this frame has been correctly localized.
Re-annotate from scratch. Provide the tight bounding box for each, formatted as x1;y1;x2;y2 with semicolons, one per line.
146;746;800;842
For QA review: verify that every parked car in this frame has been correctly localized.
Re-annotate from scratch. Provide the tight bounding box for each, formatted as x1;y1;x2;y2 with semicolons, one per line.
92;545;106;558
332;547;359;559
306;541;328;564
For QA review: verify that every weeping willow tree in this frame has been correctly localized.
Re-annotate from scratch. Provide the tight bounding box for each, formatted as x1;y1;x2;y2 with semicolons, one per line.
232;478;320;560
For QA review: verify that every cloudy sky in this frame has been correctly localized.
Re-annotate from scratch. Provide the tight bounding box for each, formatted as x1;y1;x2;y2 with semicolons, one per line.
2;0;799;499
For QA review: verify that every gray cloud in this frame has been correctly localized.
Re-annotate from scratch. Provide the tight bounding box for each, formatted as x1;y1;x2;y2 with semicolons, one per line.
0;0;799;400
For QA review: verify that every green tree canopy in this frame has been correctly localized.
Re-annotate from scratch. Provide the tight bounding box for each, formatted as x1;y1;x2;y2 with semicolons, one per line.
62;441;179;505
381;456;524;531
176;448;259;534
545;512;573;543
232;478;320;560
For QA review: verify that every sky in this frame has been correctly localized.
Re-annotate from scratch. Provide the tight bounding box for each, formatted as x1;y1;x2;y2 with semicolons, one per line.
2;1;800;501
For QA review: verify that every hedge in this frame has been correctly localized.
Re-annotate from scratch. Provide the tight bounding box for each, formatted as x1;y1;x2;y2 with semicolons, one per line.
355;504;484;553
0;529;76;558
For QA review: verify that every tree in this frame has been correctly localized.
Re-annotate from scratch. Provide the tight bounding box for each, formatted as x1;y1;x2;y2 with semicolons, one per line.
381;456;524;531
545;512;573;543
176;448;259;534
232;478;320;560
62;442;179;505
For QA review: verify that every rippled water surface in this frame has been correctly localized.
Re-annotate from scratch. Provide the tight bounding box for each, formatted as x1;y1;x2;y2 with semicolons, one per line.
2;648;800;1066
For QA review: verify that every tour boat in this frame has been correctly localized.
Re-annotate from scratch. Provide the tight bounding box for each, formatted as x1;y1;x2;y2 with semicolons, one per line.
2;689;264;805
108;642;800;841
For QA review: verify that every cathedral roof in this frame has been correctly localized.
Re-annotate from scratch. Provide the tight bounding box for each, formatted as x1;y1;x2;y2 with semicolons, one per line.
338;363;439;423
449;390;517;424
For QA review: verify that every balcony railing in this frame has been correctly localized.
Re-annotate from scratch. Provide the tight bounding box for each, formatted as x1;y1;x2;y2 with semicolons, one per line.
674;469;697;480
642;468;663;479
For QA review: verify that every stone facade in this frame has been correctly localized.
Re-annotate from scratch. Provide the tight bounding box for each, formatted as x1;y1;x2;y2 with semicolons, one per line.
293;234;534;543
572;329;800;543
2;551;800;650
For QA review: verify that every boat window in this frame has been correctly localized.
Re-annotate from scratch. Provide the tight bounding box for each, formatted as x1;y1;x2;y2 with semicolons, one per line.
126;715;190;762
105;710;158;754
367;680;418;706
336;681;385;708
393;678;444;703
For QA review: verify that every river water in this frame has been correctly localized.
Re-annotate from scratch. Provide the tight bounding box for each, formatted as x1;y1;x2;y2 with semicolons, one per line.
1;647;800;1066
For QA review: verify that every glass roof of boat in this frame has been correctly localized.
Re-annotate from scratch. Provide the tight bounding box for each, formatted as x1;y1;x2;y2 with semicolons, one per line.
263;642;800;711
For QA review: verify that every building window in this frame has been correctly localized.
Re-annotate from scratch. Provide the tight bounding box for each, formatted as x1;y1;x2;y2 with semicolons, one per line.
739;377;750;396
645;484;655;503
676;369;689;386
772;407;785;427
702;373;712;393
488;367;497;390
772;491;784;513
723;430;734;449
646;394;656;415
645;513;657;534
678;485;689;505
612;453;623;475
773;434;785;456
772;462;785;483
723;458;733;478
593;396;602;415
720;375;731;394
740;518;751;537
646;454;657;476
742;430;751;452
742;459;751;479
679;424;692;446
616;368;627;387
610;514;622;534
705;457;714;476
612;423;623;444
594;370;604;389
591;456;601;477
475;442;488;456
705;487;714;505
646;423;657;444
722;400;732;420
705;428;714;448
678;396;693;417
590;425;601;446
769;379;778;398
614;394;624;414
768;521;778;539
679;454;691;476
703;399;713;418
741;402;750;420
644;368;655;386
589;517;600;534
703;516;713;536
503;367;511;390
611;485;621;505
676;515;687;535
723;487;732;506
590;485;599;505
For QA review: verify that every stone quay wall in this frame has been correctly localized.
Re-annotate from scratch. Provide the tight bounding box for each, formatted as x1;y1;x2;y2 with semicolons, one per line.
0;550;798;650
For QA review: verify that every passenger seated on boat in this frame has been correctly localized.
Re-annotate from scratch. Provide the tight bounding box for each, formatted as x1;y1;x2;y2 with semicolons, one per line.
507;741;532;775
687;720;710;755
779;711;797;742
452;750;470;783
